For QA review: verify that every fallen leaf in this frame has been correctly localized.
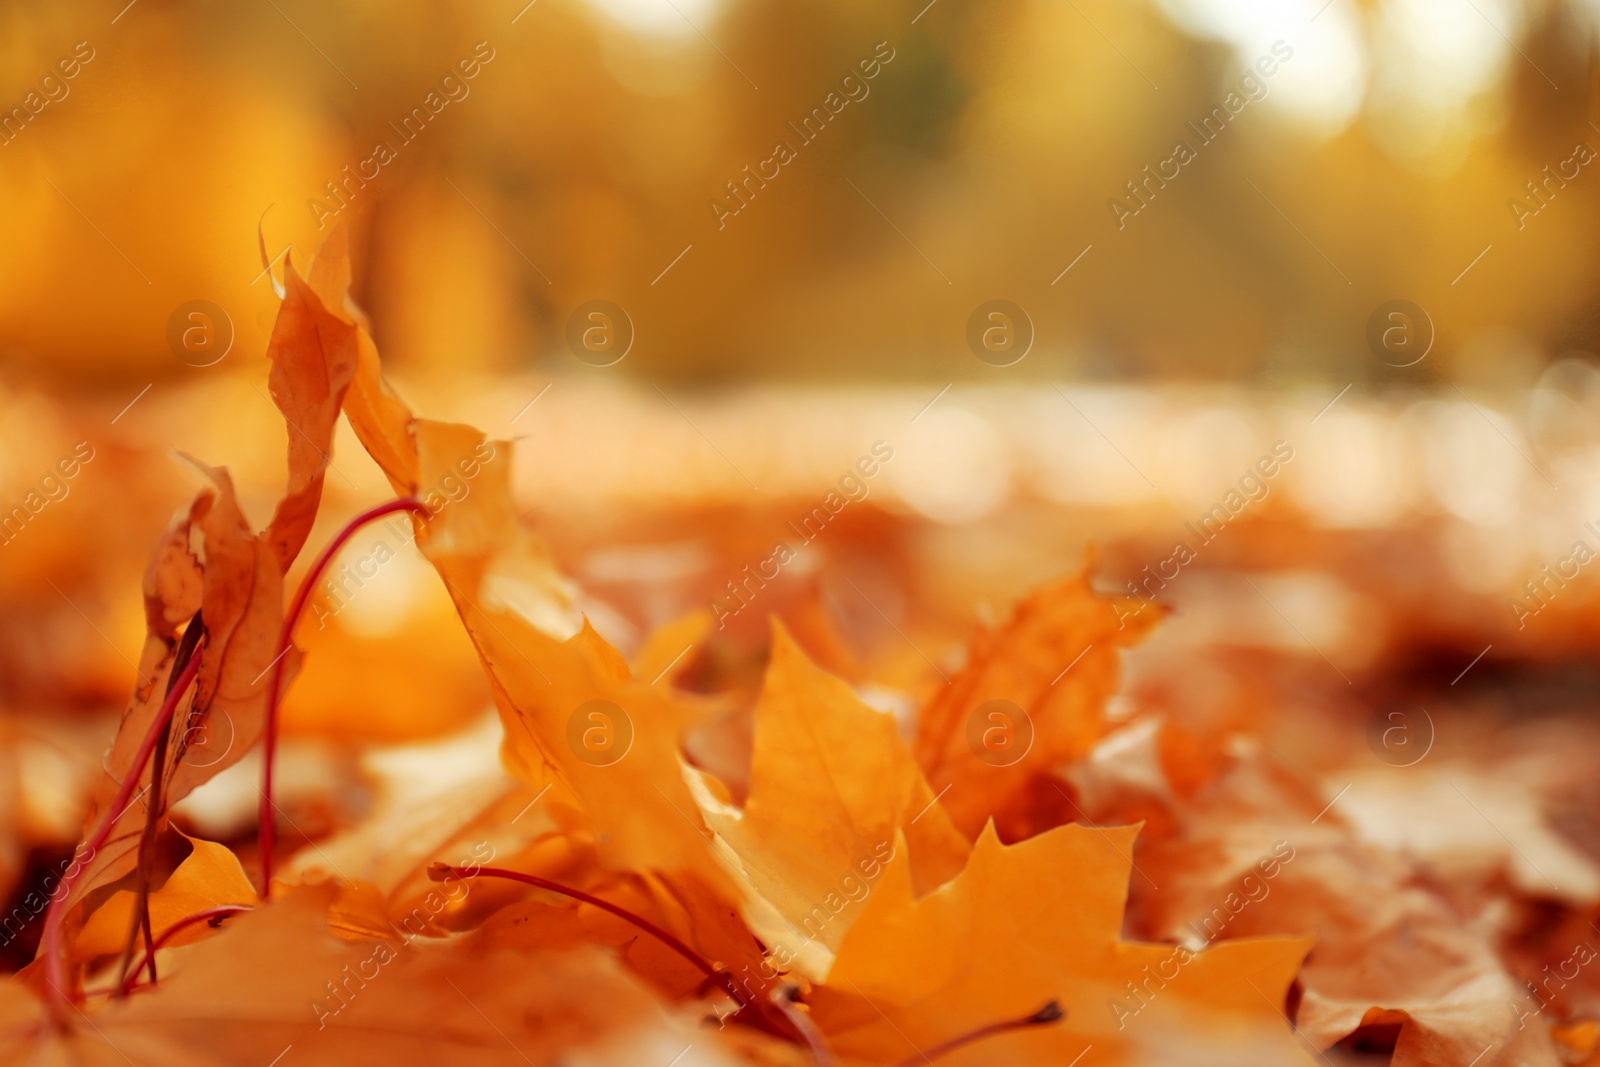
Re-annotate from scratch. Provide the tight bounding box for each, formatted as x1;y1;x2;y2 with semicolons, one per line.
355;419;765;978
4;885;754;1066
810;822;1313;1066
318;229;419;496
701;621;968;981
1338;763;1600;906
913;572;1158;841
1131;758;1567;1067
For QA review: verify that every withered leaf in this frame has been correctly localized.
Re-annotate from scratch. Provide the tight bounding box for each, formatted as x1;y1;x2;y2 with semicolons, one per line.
914;572;1157;840
5;886;748;1067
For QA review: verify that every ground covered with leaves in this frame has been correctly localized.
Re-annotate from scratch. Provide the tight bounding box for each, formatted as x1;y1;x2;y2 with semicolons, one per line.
4;230;1599;1067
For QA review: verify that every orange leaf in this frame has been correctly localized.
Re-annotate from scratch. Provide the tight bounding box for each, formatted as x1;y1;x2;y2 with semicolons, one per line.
261;239;361;574
63;464;287;931
702;622;969;980
913;572;1158;840
812;822;1313;1066
74;834;256;963
6;886;745;1066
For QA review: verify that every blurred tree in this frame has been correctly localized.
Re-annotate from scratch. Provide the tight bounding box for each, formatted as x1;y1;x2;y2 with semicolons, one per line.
0;0;1596;385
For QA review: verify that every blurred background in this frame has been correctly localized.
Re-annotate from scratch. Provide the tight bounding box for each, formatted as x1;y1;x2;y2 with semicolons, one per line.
5;0;1600;1025
0;0;1597;384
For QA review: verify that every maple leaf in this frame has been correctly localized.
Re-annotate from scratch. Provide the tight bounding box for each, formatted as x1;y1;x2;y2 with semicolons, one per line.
4;886;752;1066
43;226;365;983
290;244;777;992
913;572;1158;841
163;460;287;801
405;421;699;866
340;418;770;983
302;239;735;924
1132;759;1570;1067
699;622;969;981
809;822;1313;1066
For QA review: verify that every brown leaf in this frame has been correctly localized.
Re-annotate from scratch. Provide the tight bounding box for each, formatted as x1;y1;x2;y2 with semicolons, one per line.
163;460;286;804
61;464;285;937
1131;760;1565;1067
73;834;256;963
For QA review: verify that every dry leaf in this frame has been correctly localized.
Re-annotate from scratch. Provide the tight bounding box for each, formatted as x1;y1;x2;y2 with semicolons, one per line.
261;245;360;573
811;822;1313;1066
701;621;968;980
1131;758;1567;1067
913;573;1158;840
73;834;256;963
62;462;286;932
5;885;749;1066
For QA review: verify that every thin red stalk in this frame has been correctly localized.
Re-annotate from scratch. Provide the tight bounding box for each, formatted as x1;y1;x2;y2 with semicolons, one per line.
40;652;204;1018
115;615;205;995
425;870;800;1043
889;1000;1063;1067
259;498;428;897
429;864;725;985
428;865;801;1042
118;904;252;994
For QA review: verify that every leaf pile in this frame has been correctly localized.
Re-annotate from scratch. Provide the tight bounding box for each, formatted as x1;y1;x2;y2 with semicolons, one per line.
4;229;1593;1067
